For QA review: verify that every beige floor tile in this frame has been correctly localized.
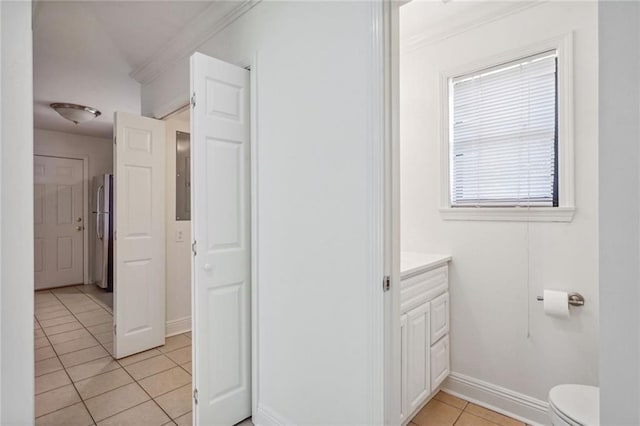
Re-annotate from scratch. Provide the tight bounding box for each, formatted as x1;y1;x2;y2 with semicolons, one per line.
464;404;525;426
87;322;113;336
67;303;103;314
35;321;42;330
138;366;191;398
35;336;51;349
43;320;84;336
40;315;78;328
103;341;114;355
184;332;191;339
94;331;114;344
59;345;109;368
412;399;462;426
75;368;134;400
158;335;191;354
36;357;64;377
35;369;71;395
35;346;57;362
454;413;495;426
165;347;190;365
76;311;112;327
67;356;120;382
36;308;72;321
35;328;46;339
53;335;100;355
35;384;81;417
85;382;150;422
48;328;92;345
35;305;69;316
97;400;171;426
118;349;163;367
174;411;192;426
234;418;253;426
180;362;191;375
435;391;468;410
35;402;94;426
124;355;177;380
154;384;192;419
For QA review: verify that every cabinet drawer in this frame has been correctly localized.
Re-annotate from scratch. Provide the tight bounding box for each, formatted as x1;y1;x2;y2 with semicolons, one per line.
400;265;448;314
431;335;450;390
430;292;449;344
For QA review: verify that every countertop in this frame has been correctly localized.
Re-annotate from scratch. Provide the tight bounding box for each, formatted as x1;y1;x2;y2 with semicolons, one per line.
400;252;451;279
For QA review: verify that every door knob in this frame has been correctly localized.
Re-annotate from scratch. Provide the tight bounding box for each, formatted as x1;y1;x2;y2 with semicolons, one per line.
76;225;84;231
203;263;212;272
76;217;82;222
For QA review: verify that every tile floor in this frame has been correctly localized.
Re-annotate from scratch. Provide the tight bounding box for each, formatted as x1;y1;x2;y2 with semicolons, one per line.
34;286;196;426
409;391;527;426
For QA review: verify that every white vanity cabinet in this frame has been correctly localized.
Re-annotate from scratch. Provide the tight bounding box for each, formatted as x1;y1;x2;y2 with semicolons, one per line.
400;253;451;424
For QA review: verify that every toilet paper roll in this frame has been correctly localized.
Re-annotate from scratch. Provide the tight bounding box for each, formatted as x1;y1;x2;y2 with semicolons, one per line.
544;290;570;318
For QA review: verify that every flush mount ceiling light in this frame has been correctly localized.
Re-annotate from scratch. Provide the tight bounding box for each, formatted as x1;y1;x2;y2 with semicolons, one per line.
50;103;101;125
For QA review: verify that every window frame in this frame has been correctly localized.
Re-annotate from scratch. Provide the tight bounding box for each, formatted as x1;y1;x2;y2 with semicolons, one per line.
439;33;575;222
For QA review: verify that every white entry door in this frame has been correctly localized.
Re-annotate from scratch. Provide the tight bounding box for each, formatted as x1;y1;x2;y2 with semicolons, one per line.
34;155;84;289
191;52;251;425
113;111;166;359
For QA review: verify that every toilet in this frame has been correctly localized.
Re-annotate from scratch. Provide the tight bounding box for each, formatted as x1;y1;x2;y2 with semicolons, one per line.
549;384;599;426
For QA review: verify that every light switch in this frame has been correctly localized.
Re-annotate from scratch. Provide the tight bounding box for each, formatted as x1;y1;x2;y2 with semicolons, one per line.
176;229;184;242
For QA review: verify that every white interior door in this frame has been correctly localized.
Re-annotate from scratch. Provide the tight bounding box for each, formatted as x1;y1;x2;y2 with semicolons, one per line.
114;111;166;359
191;52;251;425
34;155;84;289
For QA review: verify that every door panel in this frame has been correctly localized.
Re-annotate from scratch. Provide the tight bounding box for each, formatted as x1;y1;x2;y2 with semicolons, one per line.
406;302;431;415
33;155;84;289
191;52;251;426
114;111;166;359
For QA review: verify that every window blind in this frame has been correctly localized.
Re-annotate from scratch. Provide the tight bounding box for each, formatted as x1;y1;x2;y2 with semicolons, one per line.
450;51;558;207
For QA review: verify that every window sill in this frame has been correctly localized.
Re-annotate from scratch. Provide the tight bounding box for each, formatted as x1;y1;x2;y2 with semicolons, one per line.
439;207;575;222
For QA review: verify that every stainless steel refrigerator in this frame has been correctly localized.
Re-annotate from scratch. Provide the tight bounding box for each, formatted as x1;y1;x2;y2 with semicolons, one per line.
93;174;113;291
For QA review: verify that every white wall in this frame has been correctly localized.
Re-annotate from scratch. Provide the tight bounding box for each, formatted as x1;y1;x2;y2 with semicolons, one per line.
400;2;598;422
143;2;384;424
598;2;640;425
164;114;191;335
34;129;113;284
0;0;34;423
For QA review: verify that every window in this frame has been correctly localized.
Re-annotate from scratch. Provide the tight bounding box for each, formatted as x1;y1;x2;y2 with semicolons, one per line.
449;51;558;208
440;38;575;222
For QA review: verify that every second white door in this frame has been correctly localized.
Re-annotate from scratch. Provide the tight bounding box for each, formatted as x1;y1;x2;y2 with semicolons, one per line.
34;155;84;289
191;52;251;426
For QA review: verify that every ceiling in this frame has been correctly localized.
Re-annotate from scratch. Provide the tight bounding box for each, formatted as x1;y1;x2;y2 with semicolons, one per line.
33;1;212;139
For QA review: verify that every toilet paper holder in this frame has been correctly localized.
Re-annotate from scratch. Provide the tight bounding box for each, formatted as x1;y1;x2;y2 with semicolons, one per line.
536;292;585;306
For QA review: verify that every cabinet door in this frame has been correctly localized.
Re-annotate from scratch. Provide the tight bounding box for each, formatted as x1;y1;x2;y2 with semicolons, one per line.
400;314;408;422
431;292;449;344
431;335;450;390
405;302;431;415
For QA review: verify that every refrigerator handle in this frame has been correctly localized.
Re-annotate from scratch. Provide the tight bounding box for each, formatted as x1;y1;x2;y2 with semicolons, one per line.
96;184;104;240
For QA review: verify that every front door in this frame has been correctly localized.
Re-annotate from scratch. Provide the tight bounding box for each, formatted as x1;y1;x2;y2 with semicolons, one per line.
113;111;166;359
191;52;252;425
34;155;84;289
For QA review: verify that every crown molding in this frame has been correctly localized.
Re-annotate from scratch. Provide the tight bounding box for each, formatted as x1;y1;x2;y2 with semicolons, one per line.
401;1;544;53
130;0;261;85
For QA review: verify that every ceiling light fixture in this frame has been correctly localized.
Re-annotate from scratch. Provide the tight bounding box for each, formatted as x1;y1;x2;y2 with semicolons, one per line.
50;103;101;125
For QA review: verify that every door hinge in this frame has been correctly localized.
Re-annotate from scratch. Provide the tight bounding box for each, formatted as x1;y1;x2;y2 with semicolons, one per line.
383;275;390;292
113;324;117;335
193;388;198;405
113;136;117;145
191;240;197;256
191;93;196;109
114;231;117;241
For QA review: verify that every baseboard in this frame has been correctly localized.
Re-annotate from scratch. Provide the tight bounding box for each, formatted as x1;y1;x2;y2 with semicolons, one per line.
443;372;550;426
165;316;191;337
253;404;291;426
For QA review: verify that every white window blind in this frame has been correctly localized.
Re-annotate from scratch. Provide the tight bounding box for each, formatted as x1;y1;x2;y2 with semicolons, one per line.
450;51;558;207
